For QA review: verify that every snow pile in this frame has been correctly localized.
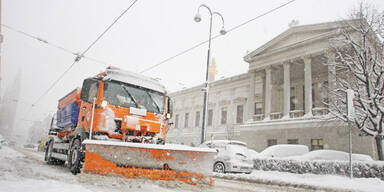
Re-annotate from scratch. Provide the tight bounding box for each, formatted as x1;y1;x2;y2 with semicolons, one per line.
253;157;384;180
259;144;309;158
215;170;384;192
0;146;93;192
0;134;4;149
247;149;259;159
288;149;374;161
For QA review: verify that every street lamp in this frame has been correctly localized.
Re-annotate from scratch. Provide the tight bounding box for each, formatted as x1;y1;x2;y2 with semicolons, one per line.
194;4;226;144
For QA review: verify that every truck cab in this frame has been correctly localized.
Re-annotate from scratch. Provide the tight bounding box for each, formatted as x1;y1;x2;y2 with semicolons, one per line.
45;67;173;174
77;67;172;144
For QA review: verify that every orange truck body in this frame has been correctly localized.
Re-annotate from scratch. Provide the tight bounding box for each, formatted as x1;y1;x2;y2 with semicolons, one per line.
46;67;215;185
55;68;169;143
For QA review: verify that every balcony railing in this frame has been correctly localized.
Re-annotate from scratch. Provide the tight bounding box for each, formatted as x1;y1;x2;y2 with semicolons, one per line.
312;107;328;116
270;112;282;120
253;114;265;121
251;107;328;122
289;110;304;118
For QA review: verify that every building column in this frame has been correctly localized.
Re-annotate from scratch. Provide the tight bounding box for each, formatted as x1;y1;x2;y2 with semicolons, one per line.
327;52;336;105
304;56;313;117
247;71;256;121
283;62;290;118
264;66;272;120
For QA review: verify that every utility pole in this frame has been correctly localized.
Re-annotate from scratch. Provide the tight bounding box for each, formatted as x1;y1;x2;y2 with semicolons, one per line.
346;89;355;179
0;0;3;99
194;4;226;144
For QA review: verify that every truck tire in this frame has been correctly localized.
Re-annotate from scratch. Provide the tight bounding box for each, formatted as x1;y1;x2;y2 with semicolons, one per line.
68;139;82;175
45;140;65;165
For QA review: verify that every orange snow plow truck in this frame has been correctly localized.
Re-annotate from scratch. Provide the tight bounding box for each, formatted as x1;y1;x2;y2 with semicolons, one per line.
45;67;216;185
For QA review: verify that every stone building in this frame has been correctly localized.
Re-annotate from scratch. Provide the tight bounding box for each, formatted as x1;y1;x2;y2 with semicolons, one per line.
167;20;379;159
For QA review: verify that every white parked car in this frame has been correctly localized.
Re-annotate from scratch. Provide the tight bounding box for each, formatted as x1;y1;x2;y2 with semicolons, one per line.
200;140;254;174
259;144;309;158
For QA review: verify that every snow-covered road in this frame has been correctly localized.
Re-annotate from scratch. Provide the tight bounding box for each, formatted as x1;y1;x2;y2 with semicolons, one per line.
1;145;309;192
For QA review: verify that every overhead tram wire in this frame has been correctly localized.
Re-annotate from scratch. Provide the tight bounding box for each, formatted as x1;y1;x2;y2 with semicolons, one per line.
30;0;139;108
2;24;109;67
139;0;297;74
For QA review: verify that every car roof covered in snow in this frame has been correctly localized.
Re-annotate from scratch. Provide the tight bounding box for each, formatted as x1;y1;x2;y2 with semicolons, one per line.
260;144;309;158
287;149;374;161
203;140;247;147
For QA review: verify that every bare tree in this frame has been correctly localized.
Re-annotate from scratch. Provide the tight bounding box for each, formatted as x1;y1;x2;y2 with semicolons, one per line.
327;3;384;159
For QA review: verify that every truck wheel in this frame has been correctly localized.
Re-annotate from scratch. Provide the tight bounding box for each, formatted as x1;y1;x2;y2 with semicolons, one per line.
213;162;225;173
68;139;82;175
45;140;65;165
45;140;54;165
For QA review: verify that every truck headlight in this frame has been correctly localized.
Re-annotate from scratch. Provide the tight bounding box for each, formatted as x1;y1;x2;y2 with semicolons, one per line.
101;100;108;108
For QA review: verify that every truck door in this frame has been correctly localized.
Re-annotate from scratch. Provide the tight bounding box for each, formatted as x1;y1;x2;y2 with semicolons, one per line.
79;79;99;132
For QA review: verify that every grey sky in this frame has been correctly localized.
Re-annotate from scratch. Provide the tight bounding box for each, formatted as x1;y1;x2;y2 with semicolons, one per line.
1;0;384;140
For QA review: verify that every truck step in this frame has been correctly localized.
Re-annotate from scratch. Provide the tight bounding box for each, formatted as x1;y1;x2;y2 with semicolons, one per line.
51;152;67;161
53;143;69;150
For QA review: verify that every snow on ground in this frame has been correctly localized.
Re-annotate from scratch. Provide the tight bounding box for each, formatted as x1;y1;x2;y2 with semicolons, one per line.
216;170;384;192
1;145;292;192
0;145;188;192
2;143;384;192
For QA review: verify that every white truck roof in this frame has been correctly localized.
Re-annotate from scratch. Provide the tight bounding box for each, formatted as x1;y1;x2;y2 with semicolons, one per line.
103;68;166;93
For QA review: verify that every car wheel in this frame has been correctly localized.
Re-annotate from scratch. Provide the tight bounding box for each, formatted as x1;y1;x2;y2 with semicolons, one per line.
68;139;82;174
213;162;225;173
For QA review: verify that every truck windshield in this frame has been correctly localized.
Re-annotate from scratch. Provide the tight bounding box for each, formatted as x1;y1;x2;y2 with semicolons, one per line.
103;81;165;114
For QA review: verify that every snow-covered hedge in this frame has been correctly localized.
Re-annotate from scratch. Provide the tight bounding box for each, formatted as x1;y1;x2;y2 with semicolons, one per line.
253;158;384;180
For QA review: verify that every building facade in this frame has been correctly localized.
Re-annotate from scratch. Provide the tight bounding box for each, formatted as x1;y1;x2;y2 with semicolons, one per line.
167;20;379;159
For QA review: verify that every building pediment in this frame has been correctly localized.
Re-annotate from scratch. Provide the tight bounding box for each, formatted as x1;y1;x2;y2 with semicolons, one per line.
244;20;355;70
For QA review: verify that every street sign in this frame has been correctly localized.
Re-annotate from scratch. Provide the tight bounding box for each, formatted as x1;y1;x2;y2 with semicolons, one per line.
346;89;355;120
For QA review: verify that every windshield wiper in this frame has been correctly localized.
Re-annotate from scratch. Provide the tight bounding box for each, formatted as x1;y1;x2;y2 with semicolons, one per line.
146;92;161;113
121;85;138;108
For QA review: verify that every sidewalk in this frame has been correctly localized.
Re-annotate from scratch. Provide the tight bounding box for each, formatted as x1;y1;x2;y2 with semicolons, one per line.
214;170;384;192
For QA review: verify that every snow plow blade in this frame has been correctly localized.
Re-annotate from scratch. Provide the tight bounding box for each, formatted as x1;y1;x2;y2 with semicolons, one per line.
82;140;217;185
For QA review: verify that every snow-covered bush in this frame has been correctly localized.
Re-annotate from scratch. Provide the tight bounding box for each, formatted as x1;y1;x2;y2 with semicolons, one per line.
253;158;384;180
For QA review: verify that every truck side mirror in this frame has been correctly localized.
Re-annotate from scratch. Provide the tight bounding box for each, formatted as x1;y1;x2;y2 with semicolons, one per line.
80;78;99;103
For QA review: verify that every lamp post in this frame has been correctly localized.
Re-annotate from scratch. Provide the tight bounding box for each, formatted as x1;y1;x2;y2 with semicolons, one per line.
194;4;226;144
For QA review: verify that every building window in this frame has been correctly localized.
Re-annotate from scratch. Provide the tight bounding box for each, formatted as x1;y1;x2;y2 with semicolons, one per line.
290;87;296;110
254;102;263;114
303;85;305;109
175;114;179;128
221;107;227;125
195;111;200;127
321;81;329;104
288;139;299;144
207;109;213;126
312;83;316;107
311;138;324;150
236;105;244;123
184;113;189;128
267;139;277;147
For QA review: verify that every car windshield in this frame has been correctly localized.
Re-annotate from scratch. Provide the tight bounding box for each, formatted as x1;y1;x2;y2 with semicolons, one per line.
103;80;165;114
